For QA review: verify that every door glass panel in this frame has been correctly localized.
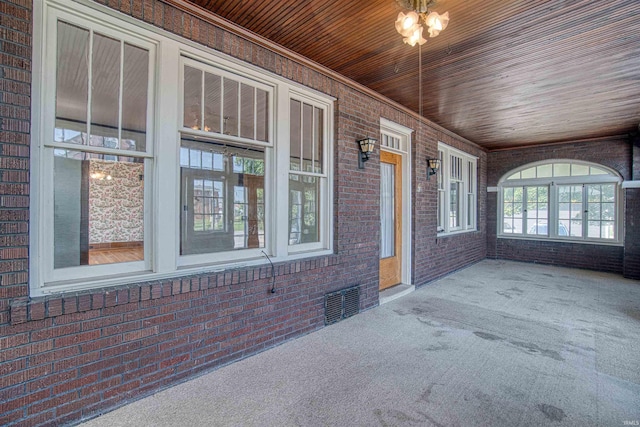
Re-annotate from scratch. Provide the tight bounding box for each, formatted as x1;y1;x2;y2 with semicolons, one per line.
380;162;395;258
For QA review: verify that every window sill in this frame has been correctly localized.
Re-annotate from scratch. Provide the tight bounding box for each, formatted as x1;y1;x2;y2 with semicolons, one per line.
437;228;478;238
497;235;623;247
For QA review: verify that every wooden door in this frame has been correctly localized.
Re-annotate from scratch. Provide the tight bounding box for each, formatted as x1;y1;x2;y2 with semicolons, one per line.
379;151;402;290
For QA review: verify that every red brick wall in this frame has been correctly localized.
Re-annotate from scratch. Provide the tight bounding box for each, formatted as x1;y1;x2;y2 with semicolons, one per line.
487;137;633;274
623;136;640;279
0;0;484;425
411;124;487;285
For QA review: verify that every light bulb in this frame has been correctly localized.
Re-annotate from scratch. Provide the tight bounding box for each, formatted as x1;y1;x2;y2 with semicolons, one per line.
395;11;420;37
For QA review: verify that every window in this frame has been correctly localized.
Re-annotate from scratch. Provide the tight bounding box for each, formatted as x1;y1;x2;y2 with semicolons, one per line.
437;143;477;234
35;7;155;286
31;0;334;295
179;139;265;255
498;160;622;243
288;97;327;249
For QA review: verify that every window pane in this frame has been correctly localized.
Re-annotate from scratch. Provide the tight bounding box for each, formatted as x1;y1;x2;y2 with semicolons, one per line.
503;218;514;233
289;174;320;245
506;172;521;180
502;186;523;234
55;21;89;144
602;184;615;202
588;221;602;238
240;83;254;139
203;72;221;134
554;163;570;177
54;151;144;268
302;103;313;172
180;147;189;167
449;181;460;229
256;89;269;142
121;43;149;152
588;186;601;203
537;164;552;178
602;203;615;221
183;66;202;130
290;99;301;171
521;167;535;179
90;33;121;148
601;221;615;239
180;139;264;254
504;187;514;202
437;190;444;232
314;107;324;173
202;151;213;170
571;164;589;176
525;186;548;235
585;184;616;240
437;151;444;190
223;78;239;137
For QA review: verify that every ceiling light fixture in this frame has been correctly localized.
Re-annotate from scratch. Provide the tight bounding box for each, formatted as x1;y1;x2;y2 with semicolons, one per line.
395;0;449;46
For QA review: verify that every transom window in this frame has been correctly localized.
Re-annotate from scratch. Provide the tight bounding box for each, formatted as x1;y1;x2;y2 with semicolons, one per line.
498;160;622;243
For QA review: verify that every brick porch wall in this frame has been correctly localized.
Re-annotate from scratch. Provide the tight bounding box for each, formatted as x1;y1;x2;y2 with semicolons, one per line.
487;137;634;275
0;0;484;425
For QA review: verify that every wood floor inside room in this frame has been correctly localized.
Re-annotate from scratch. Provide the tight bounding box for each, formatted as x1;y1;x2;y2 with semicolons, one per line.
89;246;144;265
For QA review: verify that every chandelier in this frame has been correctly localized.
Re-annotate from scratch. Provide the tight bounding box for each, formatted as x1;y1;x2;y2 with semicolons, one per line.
395;0;449;46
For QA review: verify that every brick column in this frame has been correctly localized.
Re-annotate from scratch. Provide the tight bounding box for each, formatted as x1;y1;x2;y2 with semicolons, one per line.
623;135;640;279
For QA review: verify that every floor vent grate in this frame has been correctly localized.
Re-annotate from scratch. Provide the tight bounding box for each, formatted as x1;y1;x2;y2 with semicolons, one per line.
325;285;360;325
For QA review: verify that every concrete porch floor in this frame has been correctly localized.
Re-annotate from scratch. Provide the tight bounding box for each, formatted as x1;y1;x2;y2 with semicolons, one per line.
79;260;640;427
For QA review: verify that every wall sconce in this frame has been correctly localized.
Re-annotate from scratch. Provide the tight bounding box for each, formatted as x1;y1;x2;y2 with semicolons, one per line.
357;137;377;169
426;158;440;180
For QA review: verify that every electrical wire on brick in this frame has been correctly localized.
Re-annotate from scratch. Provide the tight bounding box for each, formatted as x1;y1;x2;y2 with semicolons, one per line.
261;250;276;293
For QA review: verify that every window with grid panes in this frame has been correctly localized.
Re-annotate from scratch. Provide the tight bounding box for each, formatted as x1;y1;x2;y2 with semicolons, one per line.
437;143;477;235
31;0;334;295
499;161;622;243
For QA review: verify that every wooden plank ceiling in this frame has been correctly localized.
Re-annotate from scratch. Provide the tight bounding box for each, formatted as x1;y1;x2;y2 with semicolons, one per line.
189;0;640;150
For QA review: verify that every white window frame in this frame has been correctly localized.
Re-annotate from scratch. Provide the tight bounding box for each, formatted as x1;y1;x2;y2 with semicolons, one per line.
30;0;334;296
285;91;332;255
177;56;275;267
32;3;158;290
437;142;477;235
497;159;623;245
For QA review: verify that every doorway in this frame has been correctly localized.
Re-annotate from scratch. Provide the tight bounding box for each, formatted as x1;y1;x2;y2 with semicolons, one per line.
379;150;402;290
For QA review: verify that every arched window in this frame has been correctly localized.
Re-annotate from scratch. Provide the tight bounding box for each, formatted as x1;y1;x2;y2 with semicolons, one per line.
498;160;622;244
